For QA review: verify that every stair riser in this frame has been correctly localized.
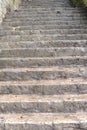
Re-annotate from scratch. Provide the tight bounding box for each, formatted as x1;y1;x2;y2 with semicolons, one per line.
1;29;87;35
22;1;70;3
1;25;87;31
18;7;85;9
6;13;87;18
4;17;87;22
0;48;87;58
0;84;86;95
11;6;86;9
1;35;87;42
21;4;77;7
0;101;86;113
10;11;86;15
0;70;86;81
7;12;87;16
3;21;87;26
1;123;86;130
0;41;86;48
0;58;87;68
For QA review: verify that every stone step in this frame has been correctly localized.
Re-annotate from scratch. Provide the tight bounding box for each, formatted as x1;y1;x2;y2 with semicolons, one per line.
2;21;87;27
0;56;87;68
0;66;86;81
6;13;87;19
1;34;87;42
11;10;86;15
0;94;86;113
3;17;87;22
17;7;86;11
0;113;87;130
2;20;87;26
1;29;87;36
7;10;87;14
0;78;87;95
19;5;76;8
0;47;86;58
1;25;87;31
20;4;73;7
1;29;87;35
9;11;87;15
23;1;67;3
0;40;86;49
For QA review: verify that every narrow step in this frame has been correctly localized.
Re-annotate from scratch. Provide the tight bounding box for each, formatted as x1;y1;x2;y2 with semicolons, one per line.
10;10;86;14
0;40;86;49
0;78;87;95
2;20;87;26
6;13;87;18
1;34;87;42
0;47;86;58
0;66;86;81
1;29;87;35
17;7;85;11
0;56;86;68
4;16;87;22
1;25;87;31
7;12;87;16
0;94;86;113
0;113;87;130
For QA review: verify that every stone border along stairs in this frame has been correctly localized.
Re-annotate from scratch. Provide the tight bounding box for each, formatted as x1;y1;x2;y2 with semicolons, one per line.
0;0;87;129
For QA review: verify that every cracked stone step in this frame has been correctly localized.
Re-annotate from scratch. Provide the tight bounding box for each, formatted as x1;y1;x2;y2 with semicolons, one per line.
0;113;87;130
0;79;87;95
0;66;87;81
0;94;86;113
0;56;87;68
0;47;87;58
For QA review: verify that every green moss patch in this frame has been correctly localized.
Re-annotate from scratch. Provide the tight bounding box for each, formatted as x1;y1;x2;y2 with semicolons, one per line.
70;0;87;8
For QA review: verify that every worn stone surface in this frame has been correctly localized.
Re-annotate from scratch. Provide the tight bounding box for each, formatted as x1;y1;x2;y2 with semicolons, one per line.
0;0;87;129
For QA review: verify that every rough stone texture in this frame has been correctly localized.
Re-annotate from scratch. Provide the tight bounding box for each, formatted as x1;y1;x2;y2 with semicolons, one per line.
0;0;87;129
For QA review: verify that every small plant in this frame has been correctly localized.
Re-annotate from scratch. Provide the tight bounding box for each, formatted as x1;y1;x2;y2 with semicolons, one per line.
70;0;87;8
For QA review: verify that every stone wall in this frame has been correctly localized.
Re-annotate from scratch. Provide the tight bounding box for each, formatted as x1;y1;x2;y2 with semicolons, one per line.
0;0;21;22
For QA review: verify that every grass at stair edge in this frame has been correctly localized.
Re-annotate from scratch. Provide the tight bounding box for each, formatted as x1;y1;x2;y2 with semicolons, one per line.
70;0;87;9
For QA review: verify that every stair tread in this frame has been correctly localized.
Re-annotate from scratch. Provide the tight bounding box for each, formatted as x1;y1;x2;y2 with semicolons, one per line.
0;113;87;124
0;66;85;72
0;94;87;102
0;78;87;86
0;56;87;59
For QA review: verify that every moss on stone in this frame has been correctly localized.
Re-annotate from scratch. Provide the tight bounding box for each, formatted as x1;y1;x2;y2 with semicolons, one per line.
70;0;87;8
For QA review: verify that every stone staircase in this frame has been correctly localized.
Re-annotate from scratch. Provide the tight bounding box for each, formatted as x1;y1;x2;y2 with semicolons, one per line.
0;0;87;129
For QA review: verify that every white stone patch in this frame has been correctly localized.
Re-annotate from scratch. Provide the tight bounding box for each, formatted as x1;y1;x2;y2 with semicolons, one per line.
0;0;21;23
80;47;86;52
